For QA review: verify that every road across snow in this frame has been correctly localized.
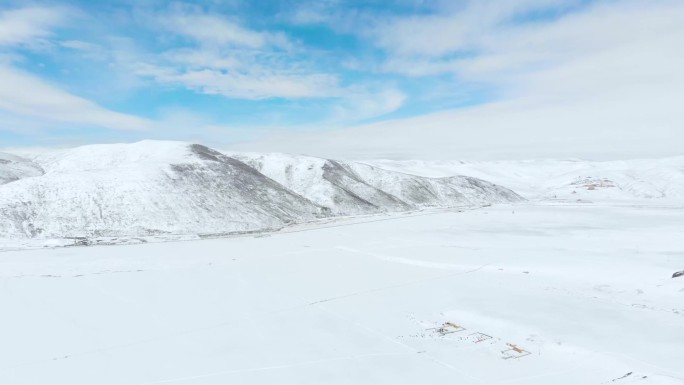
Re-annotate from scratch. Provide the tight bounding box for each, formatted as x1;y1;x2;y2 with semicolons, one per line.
1;203;683;384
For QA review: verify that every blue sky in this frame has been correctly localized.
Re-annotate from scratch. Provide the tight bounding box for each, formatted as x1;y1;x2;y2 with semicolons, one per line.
1;0;683;159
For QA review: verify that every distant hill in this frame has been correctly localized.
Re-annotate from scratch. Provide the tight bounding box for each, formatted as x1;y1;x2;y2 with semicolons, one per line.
366;157;684;203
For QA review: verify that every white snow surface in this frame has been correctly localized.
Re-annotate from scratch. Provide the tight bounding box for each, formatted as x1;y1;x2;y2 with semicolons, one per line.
0;203;682;384
365;157;684;203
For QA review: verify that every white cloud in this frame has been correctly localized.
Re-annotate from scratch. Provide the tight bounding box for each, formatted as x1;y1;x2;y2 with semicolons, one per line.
331;88;407;123
287;7;330;25
163;13;289;49
130;8;404;121
229;88;683;161
280;1;338;26
0;65;152;131
134;62;341;100
60;40;99;51
368;0;577;58
162;48;242;70
129;9;347;100
372;0;684;83
0;6;68;48
232;0;684;160
0;6;152;133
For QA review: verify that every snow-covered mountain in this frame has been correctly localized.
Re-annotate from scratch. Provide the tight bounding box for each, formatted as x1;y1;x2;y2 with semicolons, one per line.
0;141;522;240
232;152;521;215
0;142;325;239
367;157;684;203
0;152;44;185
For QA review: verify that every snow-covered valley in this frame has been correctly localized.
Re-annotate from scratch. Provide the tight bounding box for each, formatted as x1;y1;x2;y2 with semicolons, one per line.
1;203;682;384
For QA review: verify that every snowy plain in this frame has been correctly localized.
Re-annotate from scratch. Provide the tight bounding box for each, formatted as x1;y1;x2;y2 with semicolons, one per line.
1;201;683;384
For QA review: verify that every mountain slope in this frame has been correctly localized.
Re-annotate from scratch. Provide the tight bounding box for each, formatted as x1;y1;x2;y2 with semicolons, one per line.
0;142;323;239
231;152;411;215
0;152;44;185
232;152;524;215
0;141;523;240
349;162;524;207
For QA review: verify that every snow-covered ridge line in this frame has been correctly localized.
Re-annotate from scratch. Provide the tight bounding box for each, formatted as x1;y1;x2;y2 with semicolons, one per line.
0;141;522;241
230;151;521;216
365;156;684;202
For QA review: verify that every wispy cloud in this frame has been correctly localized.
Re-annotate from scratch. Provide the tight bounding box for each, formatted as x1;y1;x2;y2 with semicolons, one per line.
0;6;152;132
366;0;684;87
0;65;152;131
128;7;404;118
278;0;338;26
163;13;289;49
135;63;342;100
1;1;680;159
0;6;68;48
331;88;406;123
367;0;581;58
129;8;342;100
233;0;684;160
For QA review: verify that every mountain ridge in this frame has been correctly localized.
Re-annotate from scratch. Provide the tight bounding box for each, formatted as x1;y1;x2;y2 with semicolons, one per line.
0;141;523;240
365;157;684;202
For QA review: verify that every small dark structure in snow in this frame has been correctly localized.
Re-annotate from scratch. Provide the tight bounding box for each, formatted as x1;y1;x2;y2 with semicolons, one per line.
673;270;684;278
